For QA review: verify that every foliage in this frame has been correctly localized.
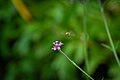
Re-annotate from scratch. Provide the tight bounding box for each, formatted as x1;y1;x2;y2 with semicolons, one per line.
0;0;120;80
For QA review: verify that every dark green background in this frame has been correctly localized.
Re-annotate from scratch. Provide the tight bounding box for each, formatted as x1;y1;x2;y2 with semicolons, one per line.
0;0;120;80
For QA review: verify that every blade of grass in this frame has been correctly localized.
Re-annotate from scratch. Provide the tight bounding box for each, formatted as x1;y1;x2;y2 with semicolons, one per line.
101;77;104;80
101;41;120;51
98;0;120;67
101;43;112;52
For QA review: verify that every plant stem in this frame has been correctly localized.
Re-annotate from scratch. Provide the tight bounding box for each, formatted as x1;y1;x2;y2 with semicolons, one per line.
98;0;120;67
59;50;94;80
82;0;89;72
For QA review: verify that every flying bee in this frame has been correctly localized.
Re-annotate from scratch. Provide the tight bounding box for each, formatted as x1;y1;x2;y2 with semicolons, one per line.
65;32;72;37
60;31;75;38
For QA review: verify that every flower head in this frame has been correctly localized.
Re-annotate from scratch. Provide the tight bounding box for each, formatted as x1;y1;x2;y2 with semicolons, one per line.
52;41;63;51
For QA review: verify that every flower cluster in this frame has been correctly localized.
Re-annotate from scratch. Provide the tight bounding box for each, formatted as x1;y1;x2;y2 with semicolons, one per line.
52;41;63;51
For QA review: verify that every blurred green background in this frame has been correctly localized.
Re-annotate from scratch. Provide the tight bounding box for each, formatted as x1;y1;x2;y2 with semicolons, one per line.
0;0;120;80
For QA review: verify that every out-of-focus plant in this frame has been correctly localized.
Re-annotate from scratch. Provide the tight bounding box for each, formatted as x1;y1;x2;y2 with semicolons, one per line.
98;0;120;67
0;0;120;80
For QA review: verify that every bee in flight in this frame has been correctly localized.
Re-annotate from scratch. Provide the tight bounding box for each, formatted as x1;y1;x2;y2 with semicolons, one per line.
61;31;75;38
65;32;72;37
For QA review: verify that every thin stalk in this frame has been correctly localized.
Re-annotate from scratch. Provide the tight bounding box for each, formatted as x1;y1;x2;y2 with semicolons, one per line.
98;0;120;67
82;0;89;72
59;50;94;80
101;77;104;80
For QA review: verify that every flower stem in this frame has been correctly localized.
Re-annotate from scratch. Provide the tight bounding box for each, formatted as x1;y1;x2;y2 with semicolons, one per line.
82;0;89;72
98;0;120;67
59;49;94;80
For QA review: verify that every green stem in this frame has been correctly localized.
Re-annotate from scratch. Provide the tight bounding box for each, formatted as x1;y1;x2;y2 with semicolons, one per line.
98;0;120;67
59;50;94;80
82;0;89;71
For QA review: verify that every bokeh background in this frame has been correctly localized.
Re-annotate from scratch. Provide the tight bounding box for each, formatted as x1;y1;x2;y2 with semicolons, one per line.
0;0;120;80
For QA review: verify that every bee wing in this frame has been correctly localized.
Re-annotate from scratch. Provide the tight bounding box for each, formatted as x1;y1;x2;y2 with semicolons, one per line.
59;30;76;37
69;31;76;36
60;31;65;35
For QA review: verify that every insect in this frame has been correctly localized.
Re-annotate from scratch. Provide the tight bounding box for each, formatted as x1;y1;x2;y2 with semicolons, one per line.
61;31;75;38
65;32;72;37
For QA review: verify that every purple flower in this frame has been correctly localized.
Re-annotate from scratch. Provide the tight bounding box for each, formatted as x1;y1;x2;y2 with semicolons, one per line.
52;41;63;51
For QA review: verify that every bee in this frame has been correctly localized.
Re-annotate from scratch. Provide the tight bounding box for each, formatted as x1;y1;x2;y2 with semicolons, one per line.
65;32;72;37
61;31;75;38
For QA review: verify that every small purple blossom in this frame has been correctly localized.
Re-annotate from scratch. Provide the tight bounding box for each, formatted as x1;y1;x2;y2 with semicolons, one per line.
52;41;63;51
